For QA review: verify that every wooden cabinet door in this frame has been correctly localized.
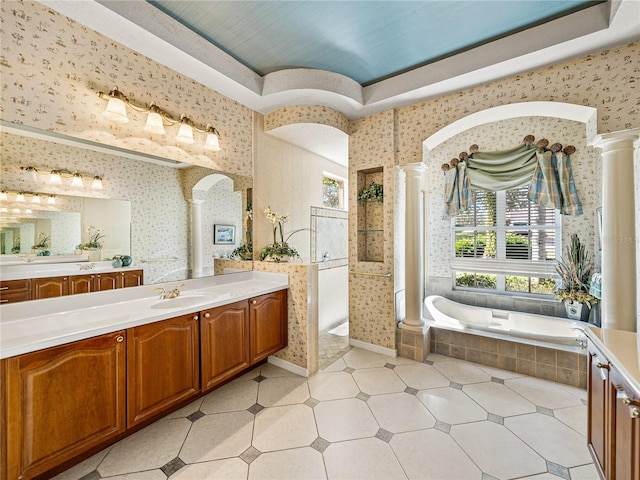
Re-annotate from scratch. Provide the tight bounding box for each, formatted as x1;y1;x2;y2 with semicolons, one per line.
587;348;609;479
31;276;69;299
121;269;144;288
201;300;250;391
5;331;126;480
69;274;96;295
608;366;640;480
127;314;200;427
96;272;120;291
249;290;288;365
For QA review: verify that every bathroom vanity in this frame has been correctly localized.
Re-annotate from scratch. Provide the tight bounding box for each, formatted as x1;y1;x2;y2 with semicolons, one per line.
584;326;640;480
1;261;144;303
0;271;288;480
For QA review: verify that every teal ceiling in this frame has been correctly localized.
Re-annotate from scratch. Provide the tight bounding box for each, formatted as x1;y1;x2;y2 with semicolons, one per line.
147;0;602;86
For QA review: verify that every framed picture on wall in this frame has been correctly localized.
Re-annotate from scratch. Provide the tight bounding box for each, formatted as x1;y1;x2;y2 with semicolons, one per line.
214;225;235;245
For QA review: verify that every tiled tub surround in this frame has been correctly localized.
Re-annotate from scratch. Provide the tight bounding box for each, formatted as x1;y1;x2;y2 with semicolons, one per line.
430;327;588;389
53;348;597;480
0;271;288;359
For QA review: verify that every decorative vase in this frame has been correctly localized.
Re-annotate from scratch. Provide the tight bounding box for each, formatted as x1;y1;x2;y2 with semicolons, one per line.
266;255;289;263
564;300;590;322
83;248;102;262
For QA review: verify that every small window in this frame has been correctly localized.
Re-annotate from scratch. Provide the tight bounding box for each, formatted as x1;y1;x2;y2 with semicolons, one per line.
323;175;345;209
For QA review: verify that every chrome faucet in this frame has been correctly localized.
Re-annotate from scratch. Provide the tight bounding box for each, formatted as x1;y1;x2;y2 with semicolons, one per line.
155;283;185;300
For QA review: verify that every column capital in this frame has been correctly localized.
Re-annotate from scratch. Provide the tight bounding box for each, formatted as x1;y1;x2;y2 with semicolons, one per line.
591;128;640;149
399;162;427;174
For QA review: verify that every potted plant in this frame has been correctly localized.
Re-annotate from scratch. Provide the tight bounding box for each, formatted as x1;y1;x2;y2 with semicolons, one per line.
231;236;253;260
32;233;49;252
259;207;300;262
555;233;598;321
79;226;106;261
357;182;383;202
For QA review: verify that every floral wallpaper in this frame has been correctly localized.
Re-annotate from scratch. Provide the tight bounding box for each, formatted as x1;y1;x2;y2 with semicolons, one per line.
0;0;254;177
264;105;351;134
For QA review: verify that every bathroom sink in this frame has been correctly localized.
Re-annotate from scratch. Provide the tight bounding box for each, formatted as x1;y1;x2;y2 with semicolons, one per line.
150;295;215;310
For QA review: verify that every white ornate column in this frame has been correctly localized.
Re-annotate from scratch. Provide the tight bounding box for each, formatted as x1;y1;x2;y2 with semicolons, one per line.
592;129;640;332
189;199;205;278
399;163;427;330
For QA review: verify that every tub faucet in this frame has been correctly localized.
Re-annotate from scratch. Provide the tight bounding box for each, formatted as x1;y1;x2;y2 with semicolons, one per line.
155;283;185;300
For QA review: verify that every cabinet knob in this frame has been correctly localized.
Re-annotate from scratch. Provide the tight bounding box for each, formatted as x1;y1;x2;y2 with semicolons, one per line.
116;335;124;343
204;312;211;318
193;315;199;320
252;300;257;305
629;406;640;419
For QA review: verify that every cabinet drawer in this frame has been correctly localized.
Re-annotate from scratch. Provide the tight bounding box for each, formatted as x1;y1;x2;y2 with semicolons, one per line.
0;291;32;304
0;279;31;295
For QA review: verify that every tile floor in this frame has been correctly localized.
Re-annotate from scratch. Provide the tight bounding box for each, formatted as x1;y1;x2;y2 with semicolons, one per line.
318;321;351;370
54;349;599;480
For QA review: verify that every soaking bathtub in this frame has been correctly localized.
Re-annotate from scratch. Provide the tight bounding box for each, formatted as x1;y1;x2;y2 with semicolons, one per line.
424;295;586;351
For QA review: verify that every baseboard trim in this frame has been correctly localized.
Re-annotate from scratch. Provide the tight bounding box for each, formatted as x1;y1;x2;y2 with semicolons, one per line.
268;355;308;377
349;338;397;358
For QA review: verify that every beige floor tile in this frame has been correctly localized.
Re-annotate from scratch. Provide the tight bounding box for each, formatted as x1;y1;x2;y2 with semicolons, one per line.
463;382;536;417
323;437;407;480
518;474;564;479
163;397;204;419
390;429;483;480
253;404;318;452
342;348;388;369
262;362;299;377
381;354;418;366
504;413;592;467
98;418;191;477
235;365;264;381
504;376;584;409
248;447;326;480
475;363;525;380
368;393;436;433
201;379;259;414
103;470;167;480
569;463;601;479
180;411;254;463
417;387;487;425
172;458;248;480
315;397;380;442
321;357;347;372
433;359;491;384
393;363;450;390
554;404;588;437
308;371;360;400
450;421;547;479
352;367;406;395
258;376;310;407
52;447;111;480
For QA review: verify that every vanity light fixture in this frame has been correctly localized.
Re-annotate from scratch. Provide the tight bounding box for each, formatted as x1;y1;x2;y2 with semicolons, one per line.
16;192;25;202
0;190;8;201
48;195;56;205
12;208;20;214
98;87;222;152
71;173;84;187
32;194;41;204
20;166;104;190
0;207;7;213
0;189;60;206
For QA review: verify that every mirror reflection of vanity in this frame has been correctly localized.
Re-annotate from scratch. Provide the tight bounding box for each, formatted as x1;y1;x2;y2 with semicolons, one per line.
0;125;252;294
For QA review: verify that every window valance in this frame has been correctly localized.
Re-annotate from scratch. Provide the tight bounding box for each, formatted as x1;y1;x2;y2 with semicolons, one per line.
442;136;583;218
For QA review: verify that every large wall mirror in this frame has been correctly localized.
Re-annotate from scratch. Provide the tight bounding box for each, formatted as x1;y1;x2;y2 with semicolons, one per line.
0;125;252;286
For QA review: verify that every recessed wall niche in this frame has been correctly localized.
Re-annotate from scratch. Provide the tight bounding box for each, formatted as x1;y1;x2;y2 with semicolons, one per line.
357;166;384;263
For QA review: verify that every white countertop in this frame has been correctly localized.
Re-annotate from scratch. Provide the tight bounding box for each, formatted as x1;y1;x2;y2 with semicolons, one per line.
0;271;289;359
585;326;640;395
0;260;139;281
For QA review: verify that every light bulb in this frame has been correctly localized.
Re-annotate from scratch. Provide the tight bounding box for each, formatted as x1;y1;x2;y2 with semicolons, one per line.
71;173;84;187
16;192;25;202
25;208;32;214
0;207;7;213
92;176;103;190
23;166;38;182
204;127;221;152
32;194;41;204
144;108;166;135
0;190;7;201
175;117;195;144
12;208;20;214
48;195;56;205
49;170;62;185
